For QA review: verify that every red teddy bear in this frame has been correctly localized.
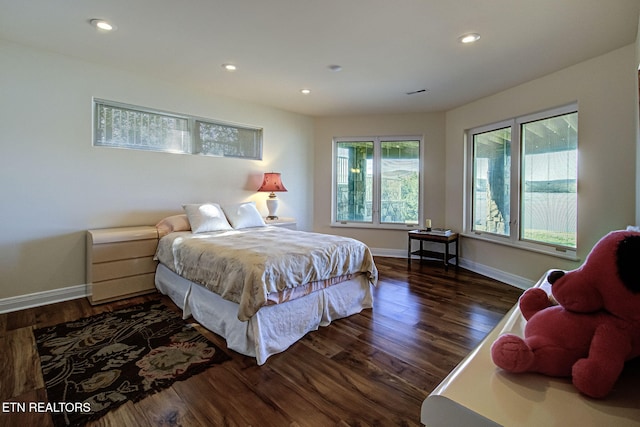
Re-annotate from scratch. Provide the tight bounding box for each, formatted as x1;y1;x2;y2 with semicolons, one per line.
490;230;640;398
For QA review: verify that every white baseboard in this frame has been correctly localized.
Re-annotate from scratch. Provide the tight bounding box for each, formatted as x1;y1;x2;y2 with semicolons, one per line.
370;247;533;290
0;284;88;314
458;259;533;290
370;248;408;258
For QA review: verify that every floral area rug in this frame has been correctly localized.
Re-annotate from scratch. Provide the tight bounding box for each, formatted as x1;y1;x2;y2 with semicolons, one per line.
33;300;230;427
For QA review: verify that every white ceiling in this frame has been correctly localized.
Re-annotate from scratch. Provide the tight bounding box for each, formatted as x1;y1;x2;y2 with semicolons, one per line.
1;0;639;116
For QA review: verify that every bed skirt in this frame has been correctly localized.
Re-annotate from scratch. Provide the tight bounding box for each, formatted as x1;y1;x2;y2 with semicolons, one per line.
155;263;373;365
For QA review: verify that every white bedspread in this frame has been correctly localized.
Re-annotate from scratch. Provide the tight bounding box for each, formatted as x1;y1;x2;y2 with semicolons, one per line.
155;227;378;321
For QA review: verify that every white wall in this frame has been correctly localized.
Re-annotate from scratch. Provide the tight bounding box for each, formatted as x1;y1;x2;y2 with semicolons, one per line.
445;44;638;283
312;113;446;252
0;40;314;300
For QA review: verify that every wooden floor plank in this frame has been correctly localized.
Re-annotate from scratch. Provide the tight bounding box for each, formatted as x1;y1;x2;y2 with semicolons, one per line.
170;369;247;427
195;363;295;426
4;307;36;332
87;400;152;427
269;344;411;426
133;386;202;427
0;313;7;338
0;257;523;426
0;327;44;401
222;359;339;426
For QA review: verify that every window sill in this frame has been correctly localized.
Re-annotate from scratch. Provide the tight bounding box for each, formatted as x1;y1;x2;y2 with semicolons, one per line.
461;232;580;261
331;222;419;231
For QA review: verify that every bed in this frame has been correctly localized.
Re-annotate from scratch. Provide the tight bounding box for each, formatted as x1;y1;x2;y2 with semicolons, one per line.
421;270;640;426
152;202;378;365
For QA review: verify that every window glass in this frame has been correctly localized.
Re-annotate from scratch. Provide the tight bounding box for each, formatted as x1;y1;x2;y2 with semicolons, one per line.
335;141;374;222
472;128;511;236
521;112;577;248
94;102;190;153
380;140;420;224
196;121;262;159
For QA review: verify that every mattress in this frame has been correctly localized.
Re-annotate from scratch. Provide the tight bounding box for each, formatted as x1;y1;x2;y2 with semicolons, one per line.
155;227;378;320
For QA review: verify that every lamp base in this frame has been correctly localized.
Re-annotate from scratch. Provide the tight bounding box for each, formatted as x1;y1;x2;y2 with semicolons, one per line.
265;195;279;219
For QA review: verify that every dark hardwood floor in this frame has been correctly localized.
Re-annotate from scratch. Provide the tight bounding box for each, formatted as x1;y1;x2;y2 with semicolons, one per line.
0;257;523;427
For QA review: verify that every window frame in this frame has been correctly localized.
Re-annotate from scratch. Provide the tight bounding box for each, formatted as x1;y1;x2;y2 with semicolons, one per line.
331;135;424;230
93;98;263;160
465;103;578;259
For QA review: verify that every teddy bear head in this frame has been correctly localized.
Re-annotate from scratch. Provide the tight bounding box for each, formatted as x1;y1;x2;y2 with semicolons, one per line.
547;230;640;321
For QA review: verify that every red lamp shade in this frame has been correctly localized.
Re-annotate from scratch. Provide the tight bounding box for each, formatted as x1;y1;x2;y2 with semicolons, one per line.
257;172;288;194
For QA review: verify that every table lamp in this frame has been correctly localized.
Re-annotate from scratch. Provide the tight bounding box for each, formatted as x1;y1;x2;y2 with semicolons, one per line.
257;172;287;219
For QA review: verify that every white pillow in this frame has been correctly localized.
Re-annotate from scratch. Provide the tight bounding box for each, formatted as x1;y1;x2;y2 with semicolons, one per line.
222;202;266;229
182;203;232;233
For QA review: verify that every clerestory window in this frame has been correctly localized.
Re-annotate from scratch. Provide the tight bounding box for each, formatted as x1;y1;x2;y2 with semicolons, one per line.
93;99;262;160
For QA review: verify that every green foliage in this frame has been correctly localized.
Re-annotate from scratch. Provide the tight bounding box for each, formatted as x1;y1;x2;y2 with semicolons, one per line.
381;171;418;222
522;229;576;248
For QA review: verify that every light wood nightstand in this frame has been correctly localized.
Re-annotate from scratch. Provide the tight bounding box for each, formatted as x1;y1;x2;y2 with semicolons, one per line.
264;217;297;230
86;226;159;304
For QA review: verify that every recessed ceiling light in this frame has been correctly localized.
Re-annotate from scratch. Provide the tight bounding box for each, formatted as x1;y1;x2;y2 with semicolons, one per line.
90;19;116;31
459;33;480;44
300;89;311;95
222;63;237;71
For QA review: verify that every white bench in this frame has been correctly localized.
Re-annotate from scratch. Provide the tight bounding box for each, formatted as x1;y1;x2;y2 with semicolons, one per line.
421;271;640;426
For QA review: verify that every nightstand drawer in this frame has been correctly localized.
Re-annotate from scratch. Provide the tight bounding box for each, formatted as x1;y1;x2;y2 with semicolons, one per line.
91;256;158;282
91;239;158;263
88;273;156;304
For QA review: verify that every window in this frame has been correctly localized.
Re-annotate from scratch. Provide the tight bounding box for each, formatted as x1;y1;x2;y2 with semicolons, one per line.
467;104;578;255
93;99;262;159
195;120;262;159
94;100;190;153
333;136;422;228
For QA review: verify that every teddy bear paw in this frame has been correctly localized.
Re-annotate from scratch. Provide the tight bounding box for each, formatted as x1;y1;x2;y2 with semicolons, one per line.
490;334;535;373
572;358;618;399
519;288;553;320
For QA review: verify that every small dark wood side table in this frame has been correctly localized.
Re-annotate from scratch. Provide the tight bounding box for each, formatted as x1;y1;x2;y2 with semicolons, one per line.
407;231;459;271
